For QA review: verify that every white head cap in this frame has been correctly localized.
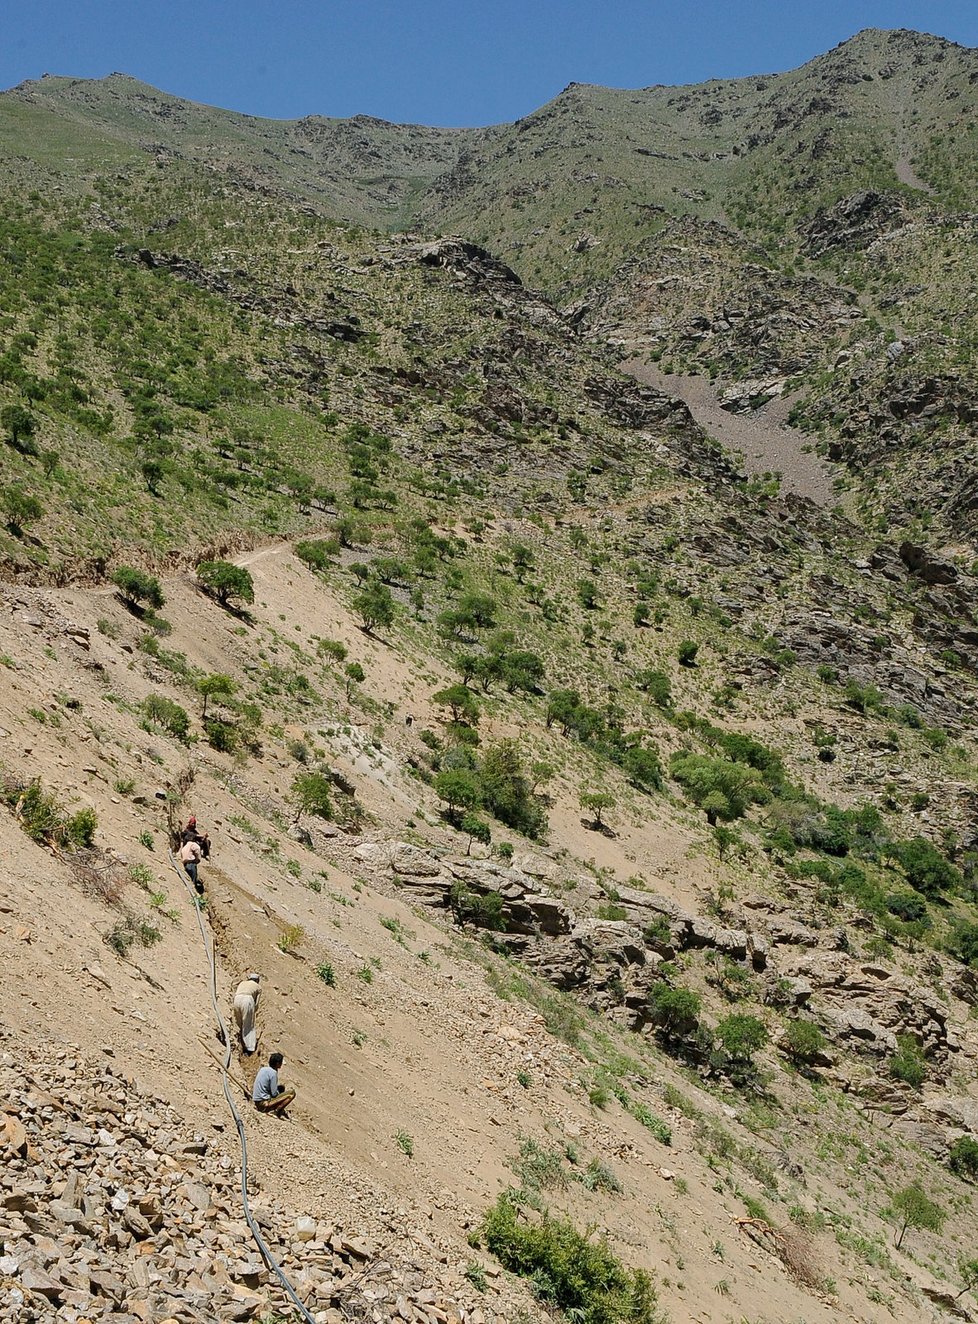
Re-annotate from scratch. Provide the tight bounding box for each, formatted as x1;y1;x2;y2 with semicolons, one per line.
247;972;260;982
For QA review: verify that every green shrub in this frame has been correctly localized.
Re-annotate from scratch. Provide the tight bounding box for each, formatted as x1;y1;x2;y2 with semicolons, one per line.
630;1103;672;1145
2;776;99;849
196;560;254;608
203;717;239;753
670;752;768;823
511;1138;568;1194
889;1035;927;1088
112;566;165;611
947;921;978;966
65;807;98;849
448;881;506;931
677;640;698;666
648;982;701;1042
622;743;663;791
949;1136;978;1180
885;891;929;923
893;836;961;898
141;694;191;742
635;668;672;708
580;1158;623;1194
480;1193;660;1324
715;1013;768;1062
782;1019;827;1066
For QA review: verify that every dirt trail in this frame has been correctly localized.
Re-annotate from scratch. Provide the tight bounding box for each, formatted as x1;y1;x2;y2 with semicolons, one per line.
622;357;838;506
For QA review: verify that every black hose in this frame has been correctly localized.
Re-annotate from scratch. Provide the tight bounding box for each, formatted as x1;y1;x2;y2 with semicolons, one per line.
168;851;316;1324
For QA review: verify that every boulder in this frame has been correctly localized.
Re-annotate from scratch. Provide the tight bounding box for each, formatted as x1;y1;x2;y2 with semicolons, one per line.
390;844;442;877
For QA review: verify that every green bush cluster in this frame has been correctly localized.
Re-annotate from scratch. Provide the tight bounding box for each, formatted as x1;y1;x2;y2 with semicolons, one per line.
141;694;191;743
111;565;165;611
546;687;662;791
648;979;769;1088
479;1193;662;1324
949;1136;978;1180
448;881;506;931
1;775;97;849
434;739;546;839
670;752;768;824
456;631;545;695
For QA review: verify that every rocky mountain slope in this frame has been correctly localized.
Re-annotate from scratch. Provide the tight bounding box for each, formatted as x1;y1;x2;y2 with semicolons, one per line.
4;25;978;1324
4;28;978;543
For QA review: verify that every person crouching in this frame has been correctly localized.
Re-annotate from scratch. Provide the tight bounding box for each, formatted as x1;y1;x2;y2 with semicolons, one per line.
252;1052;295;1115
179;836;204;893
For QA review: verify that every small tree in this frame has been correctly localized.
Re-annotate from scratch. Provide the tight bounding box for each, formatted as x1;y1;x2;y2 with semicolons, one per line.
318;638;348;664
353;580;395;634
580;790;615;829
782;1019;827;1067
197;560;254;609
949;1137;978;1181
511;544;535;580
112;565;166;612
648;982;701;1044
460;813;491;855
956;1258;978;1302
434;768;482;822
2;485;43;534
433;683;481;726
2;404;37;453
291;771;333;825
715;1013;768;1063
678;640;699;667
344;661;365;700
295;538;339;572
197;673;237;719
890;1182;945;1249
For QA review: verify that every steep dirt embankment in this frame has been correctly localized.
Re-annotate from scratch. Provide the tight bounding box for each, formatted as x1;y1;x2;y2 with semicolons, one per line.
623;358;838;506
0;550;970;1324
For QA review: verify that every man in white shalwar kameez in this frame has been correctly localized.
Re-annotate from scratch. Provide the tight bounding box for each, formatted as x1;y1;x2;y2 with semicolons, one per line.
233;973;261;1054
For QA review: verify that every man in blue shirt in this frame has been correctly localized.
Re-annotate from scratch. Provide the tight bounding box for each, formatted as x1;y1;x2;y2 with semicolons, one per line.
252;1052;295;1115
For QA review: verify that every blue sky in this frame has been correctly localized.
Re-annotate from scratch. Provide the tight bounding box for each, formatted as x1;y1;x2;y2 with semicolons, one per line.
8;1;978;126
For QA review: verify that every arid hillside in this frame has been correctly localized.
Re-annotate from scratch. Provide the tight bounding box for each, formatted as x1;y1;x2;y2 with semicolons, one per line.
4;25;978;1324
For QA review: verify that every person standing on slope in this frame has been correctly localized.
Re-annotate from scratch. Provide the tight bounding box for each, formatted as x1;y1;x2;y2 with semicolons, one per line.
233;973;261;1055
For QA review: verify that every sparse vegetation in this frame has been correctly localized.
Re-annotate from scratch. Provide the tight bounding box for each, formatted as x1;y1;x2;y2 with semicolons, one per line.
479;1193;662;1324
